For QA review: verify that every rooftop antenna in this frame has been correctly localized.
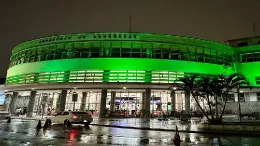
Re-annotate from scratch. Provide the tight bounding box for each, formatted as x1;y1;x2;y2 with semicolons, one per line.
252;22;257;36
129;15;132;33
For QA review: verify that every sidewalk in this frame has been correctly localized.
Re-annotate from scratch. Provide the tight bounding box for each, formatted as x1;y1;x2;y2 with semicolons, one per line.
91;118;198;131
11;115;49;121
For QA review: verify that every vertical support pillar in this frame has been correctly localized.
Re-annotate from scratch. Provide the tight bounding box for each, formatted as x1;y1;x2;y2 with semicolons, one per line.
171;91;176;112
55;93;61;112
63;71;70;83
103;70;110;82
27;90;37;117
144;88;151;118
141;92;146;110
10;92;18;115
59;90;67;112
72;93;78;111
110;91;116;112
80;92;87;111
145;71;152;83
185;91;191;115
194;97;200;112
99;89;107;118
33;73;39;83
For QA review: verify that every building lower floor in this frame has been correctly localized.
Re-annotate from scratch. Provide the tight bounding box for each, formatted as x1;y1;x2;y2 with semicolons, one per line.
3;86;260;118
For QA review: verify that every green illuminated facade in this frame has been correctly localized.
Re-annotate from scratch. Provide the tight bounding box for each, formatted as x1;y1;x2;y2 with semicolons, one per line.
6;32;236;85
226;36;260;87
5;33;260;118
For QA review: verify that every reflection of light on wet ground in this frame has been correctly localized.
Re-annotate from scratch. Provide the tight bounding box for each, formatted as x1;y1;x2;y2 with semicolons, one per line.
2;120;260;145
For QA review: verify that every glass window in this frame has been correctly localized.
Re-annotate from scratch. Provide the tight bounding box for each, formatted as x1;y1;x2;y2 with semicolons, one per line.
237;42;248;47
46;51;55;60
227;94;235;102
121;48;131;57
132;49;141;58
253;53;260;61
197;54;204;62
63;112;69;115
90;48;100;57
239;93;245;102
162;50;169;59
257;93;260;102
153;49;161;58
111;48;121;57
80;49;90;58
246;54;253;62
241;55;246;62
170;51;179;60
55;112;63;115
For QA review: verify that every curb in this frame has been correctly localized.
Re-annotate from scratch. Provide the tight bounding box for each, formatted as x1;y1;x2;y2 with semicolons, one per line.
90;124;260;136
10;118;45;121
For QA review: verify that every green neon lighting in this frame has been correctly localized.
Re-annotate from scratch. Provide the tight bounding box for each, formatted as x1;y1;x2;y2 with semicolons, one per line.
6;58;234;84
7;32;260;87
236;62;260;86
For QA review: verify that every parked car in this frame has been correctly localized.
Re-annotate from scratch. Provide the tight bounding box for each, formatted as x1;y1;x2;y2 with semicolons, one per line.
51;111;93;126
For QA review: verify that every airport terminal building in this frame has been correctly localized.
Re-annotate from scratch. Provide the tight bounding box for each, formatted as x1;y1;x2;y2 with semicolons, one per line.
2;32;260;117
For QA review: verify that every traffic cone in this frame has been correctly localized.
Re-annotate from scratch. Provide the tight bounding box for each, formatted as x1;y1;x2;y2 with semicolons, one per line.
7;117;11;123
173;125;181;146
36;120;42;129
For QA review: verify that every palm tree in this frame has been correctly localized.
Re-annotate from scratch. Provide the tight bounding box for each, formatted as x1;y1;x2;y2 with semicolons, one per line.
225;73;251;122
175;73;251;124
176;74;211;121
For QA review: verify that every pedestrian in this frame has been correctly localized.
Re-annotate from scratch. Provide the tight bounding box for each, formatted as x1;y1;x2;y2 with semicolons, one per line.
173;125;181;146
36;120;42;129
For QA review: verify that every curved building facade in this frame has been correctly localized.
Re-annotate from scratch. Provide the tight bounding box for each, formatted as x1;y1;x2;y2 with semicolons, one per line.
4;33;260;118
7;32;234;85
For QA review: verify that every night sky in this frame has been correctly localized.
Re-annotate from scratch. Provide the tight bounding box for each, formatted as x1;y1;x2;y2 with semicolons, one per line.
0;0;259;77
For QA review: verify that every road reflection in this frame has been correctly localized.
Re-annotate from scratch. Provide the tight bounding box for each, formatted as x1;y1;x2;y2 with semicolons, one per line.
0;121;260;145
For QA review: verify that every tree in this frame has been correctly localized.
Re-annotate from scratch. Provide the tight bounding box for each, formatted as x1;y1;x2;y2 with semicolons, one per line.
223;73;251;122
175;74;211;121
174;73;251;124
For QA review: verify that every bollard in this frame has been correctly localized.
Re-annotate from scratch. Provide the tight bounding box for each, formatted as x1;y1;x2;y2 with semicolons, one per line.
36;120;42;129
7;117;11;123
173;125;181;146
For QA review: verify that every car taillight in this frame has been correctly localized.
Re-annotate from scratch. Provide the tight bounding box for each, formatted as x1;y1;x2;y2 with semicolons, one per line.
72;115;77;119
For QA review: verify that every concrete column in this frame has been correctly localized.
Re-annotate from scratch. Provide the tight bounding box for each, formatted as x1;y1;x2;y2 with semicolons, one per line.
27;91;37;117
72;93;78;111
59;90;67;112
185;91;191;115
99;89;107;118
55;93;61;112
141;92;146;110
80;92;87;111
193;97;200;112
144;89;151;118
9;92;18;115
171;91;176;112
110;91;116;112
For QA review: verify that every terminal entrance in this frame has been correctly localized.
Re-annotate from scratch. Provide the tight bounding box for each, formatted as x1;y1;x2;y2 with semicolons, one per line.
5;89;203;118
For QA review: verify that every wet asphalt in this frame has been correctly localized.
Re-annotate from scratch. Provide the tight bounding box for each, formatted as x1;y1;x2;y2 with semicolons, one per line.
0;119;260;146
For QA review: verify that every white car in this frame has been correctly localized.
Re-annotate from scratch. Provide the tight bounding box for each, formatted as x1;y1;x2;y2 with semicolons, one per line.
50;111;93;126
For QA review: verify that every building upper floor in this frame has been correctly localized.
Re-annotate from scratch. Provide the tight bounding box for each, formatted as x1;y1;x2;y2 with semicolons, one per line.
8;32;235;68
225;36;260;63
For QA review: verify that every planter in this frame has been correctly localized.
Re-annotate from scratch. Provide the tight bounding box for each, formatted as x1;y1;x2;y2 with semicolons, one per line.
198;123;260;132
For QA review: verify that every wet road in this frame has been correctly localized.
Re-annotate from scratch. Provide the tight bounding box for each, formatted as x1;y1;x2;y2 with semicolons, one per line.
0;120;260;145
